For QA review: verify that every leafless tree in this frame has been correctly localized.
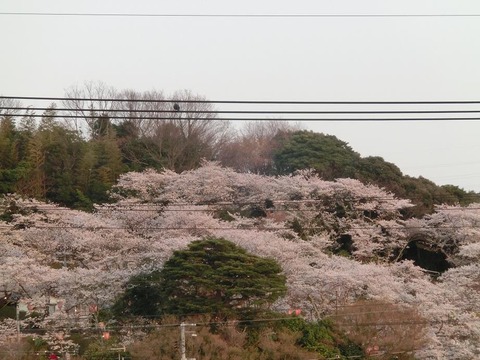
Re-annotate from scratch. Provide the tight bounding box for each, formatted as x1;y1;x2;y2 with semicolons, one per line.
219;120;300;174
0;97;21;118
63;81;118;136
332;300;427;359
64;84;232;171
151;89;231;171
113;88;168;139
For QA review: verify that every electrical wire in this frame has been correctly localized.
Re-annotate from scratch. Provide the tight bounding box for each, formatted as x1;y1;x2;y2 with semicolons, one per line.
8;114;480;122
3;314;439;333
4;97;480;122
4;106;480;115
2;95;480;104
5;191;480;206
1;12;480;18
0;224;478;231
4;113;480;122
4;198;480;213
13;204;480;213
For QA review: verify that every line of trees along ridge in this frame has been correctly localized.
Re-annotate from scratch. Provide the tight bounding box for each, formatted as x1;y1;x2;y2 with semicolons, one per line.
0;88;476;216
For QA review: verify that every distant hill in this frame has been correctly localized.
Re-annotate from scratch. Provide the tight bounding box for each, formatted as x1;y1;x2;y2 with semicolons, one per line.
271;130;479;216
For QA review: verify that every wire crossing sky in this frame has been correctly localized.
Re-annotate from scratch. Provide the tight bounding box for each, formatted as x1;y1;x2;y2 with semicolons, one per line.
2;12;480;17
1;0;480;191
3;98;480;121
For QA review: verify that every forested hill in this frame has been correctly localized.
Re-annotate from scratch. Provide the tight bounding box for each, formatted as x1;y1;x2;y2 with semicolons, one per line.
0;93;477;215
270;131;479;216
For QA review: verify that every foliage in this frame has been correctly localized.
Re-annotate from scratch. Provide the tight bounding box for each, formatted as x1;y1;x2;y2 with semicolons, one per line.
128;317;318;360
440;184;476;206
0;106;123;208
0;87;232;208
0;337;44;360
115;238;287;319
112;271;162;318
83;338;129;360
279;316;364;358
273;130;360;179
124;313;362;360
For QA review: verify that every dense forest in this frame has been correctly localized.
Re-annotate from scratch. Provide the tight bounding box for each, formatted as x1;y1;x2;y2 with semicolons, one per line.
0;86;477;216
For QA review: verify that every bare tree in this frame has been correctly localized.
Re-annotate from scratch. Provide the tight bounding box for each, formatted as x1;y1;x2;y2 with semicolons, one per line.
113;88;168;138
63;81;118;136
332;300;427;359
149;89;231;171
0;97;21;118
219;120;300;174
63;84;232;171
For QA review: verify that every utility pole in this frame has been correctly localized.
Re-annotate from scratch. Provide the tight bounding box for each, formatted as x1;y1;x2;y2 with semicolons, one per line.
179;322;196;360
16;301;20;341
180;322;186;360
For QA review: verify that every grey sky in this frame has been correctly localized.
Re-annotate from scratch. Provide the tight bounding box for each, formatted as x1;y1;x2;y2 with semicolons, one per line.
1;0;480;191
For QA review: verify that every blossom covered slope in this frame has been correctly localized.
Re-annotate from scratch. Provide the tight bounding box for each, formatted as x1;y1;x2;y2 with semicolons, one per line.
1;163;479;358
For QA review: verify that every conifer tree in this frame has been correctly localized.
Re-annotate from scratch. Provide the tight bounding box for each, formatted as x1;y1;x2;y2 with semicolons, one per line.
115;238;287;318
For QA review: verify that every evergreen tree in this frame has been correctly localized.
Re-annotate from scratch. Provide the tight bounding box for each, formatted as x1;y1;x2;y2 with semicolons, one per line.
273;130;360;179
114;238;287;319
84;131;125;203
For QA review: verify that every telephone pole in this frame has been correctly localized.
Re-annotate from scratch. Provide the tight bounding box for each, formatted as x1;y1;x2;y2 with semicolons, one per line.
179;322;196;360
16;301;20;341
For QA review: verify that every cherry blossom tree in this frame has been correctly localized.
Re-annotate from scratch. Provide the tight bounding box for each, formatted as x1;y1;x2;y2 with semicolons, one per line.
1;163;479;358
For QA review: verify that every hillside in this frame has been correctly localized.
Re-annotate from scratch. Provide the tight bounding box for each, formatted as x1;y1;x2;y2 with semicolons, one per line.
1;163;479;358
269;130;479;216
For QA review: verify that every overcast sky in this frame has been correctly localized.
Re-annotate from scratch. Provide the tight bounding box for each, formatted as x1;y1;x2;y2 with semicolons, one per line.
1;0;480;191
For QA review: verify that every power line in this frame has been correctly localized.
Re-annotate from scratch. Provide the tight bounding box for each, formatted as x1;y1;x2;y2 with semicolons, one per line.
0;318;432;342
3;312;442;332
5;198;480;214
5;106;480;115
2;95;480;104
25;207;480;213
5;191;480;207
1;224;478;231
4;96;480;121
1;12;480;18
4;112;480;122
12;205;480;213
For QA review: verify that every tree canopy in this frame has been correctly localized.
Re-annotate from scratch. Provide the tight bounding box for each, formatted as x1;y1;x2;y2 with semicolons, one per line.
114;237;287;318
273;130;360;180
